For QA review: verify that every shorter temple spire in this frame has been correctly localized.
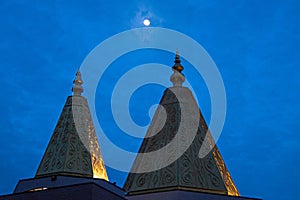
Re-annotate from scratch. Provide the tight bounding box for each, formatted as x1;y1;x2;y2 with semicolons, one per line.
72;69;83;96
170;51;185;87
35;70;108;180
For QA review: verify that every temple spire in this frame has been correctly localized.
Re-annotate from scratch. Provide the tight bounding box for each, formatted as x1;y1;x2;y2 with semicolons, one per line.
124;55;239;196
35;70;108;180
170;51;185;87
72;69;83;96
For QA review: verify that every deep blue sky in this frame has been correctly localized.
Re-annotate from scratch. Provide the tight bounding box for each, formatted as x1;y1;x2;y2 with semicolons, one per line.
0;1;299;199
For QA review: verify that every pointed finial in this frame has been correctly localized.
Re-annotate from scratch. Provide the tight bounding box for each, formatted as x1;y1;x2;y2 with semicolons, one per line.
170;50;185;87
172;49;184;73
72;69;83;96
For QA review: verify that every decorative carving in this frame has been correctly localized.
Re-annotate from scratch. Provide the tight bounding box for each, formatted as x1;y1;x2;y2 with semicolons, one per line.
35;95;108;180
124;85;239;196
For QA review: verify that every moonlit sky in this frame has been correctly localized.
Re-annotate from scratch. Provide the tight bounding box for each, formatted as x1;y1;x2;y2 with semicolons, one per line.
0;1;299;200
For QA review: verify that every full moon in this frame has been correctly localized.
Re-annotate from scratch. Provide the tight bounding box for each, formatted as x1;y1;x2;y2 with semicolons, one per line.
143;19;150;26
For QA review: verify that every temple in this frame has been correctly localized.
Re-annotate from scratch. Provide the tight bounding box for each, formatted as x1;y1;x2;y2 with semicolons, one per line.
0;52;260;200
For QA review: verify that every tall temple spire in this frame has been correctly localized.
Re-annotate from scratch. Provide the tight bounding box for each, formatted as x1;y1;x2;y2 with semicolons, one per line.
35;70;108;180
123;52;239;196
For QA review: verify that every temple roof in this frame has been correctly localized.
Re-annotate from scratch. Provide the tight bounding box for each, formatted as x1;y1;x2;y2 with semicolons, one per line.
123;52;239;196
35;70;108;180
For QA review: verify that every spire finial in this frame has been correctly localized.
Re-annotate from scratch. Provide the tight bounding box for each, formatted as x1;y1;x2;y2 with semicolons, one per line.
72;69;83;96
172;49;184;73
170;50;185;87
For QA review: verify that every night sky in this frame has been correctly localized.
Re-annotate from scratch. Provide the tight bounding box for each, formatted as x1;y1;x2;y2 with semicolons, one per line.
0;1;299;200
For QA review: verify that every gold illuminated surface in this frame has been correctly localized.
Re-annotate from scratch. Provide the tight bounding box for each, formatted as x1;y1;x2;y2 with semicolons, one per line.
35;71;108;180
204;128;239;196
213;147;239;196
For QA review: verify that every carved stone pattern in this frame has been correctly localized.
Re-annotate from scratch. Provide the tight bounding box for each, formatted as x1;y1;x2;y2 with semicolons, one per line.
36;96;108;180
124;87;239;195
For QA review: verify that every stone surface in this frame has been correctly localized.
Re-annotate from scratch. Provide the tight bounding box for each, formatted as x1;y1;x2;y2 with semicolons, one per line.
35;95;108;180
123;86;239;196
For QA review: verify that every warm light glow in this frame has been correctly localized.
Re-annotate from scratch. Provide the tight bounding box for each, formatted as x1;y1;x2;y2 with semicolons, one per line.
143;19;150;26
29;187;48;192
92;154;109;181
